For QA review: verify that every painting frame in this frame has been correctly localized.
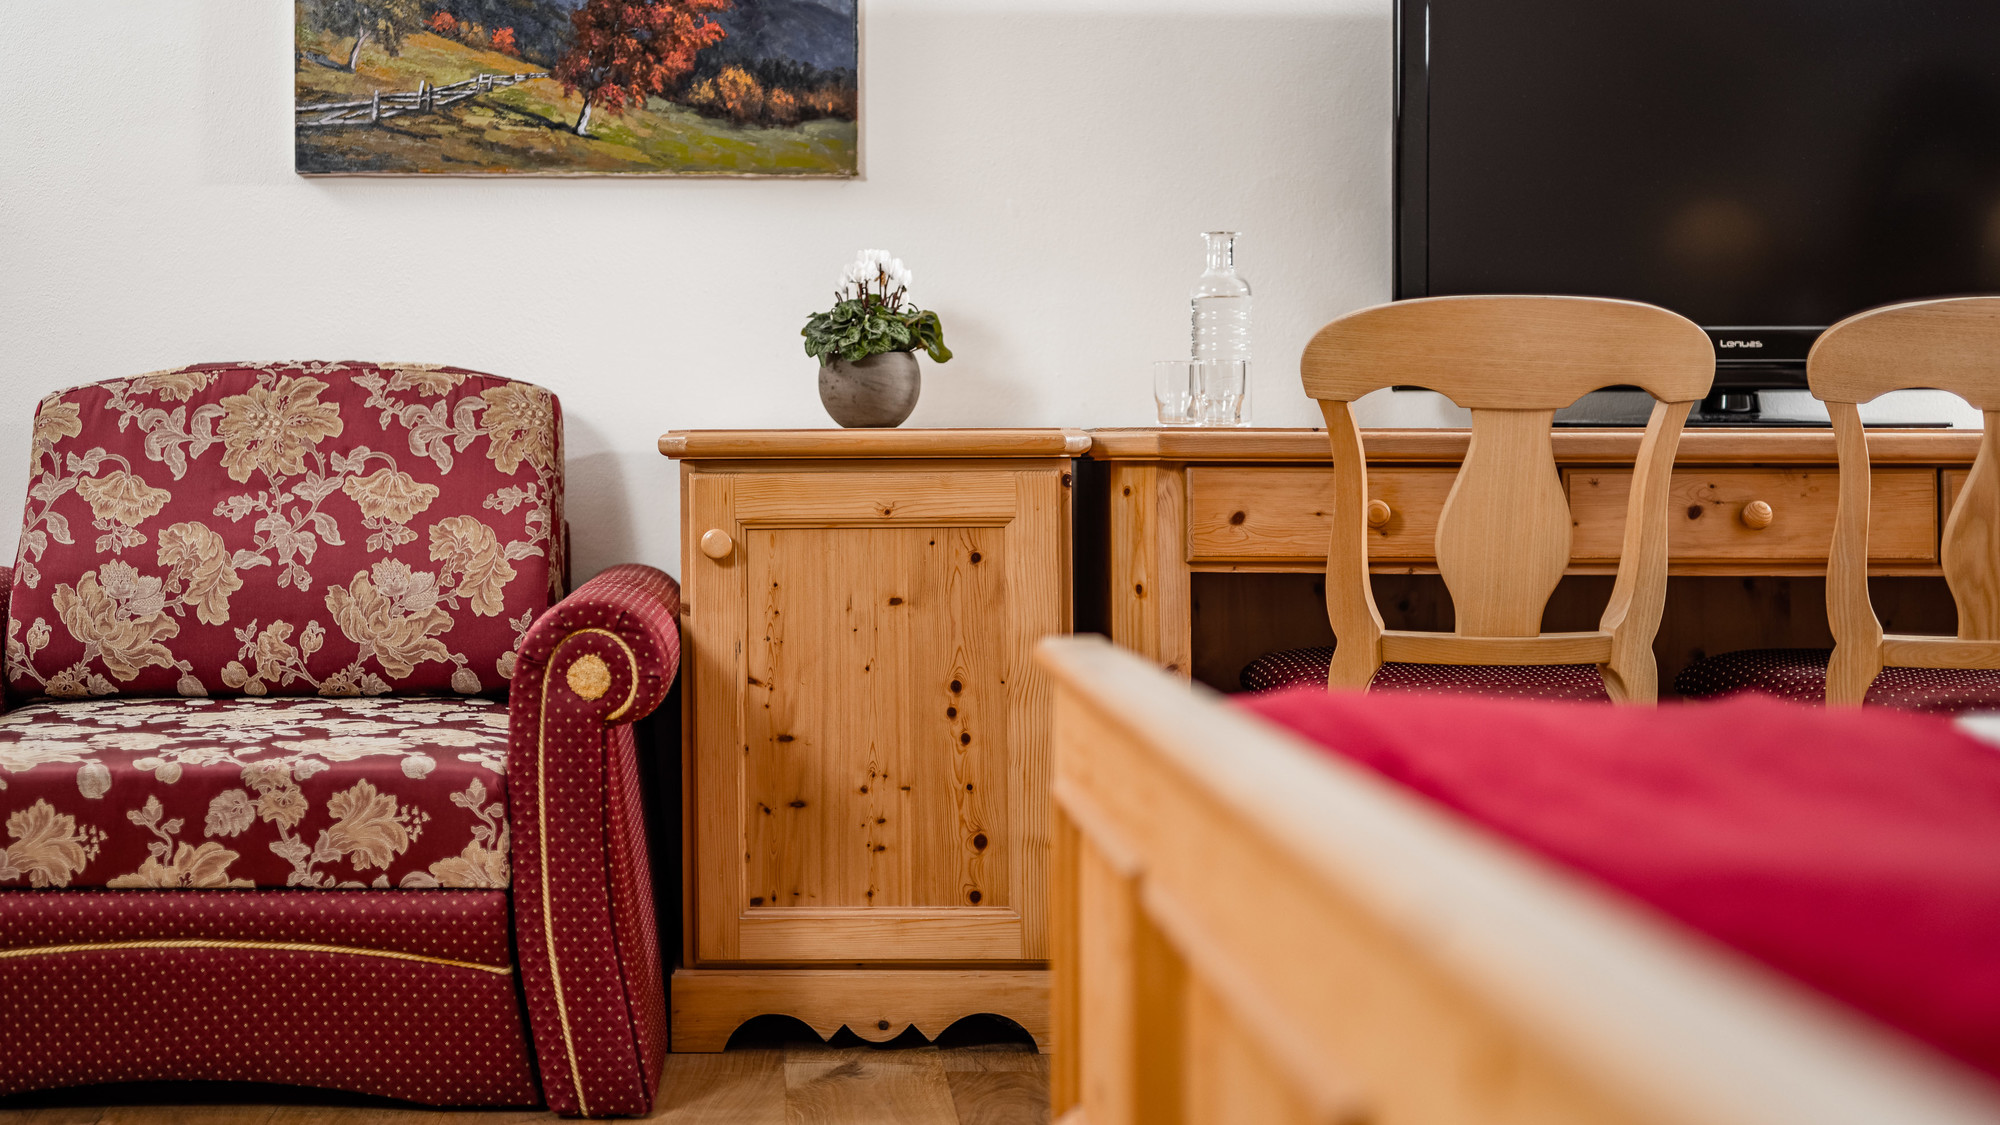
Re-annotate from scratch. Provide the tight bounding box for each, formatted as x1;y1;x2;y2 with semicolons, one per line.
294;0;861;178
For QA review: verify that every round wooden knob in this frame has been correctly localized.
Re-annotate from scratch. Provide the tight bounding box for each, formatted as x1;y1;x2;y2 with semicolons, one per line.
1741;500;1774;530
1365;499;1393;529
700;529;734;560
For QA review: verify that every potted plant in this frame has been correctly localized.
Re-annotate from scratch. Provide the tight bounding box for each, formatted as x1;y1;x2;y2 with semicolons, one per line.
802;249;952;427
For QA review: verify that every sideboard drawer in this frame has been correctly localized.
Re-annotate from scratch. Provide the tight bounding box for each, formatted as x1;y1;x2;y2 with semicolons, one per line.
1186;466;1457;563
1565;467;1938;563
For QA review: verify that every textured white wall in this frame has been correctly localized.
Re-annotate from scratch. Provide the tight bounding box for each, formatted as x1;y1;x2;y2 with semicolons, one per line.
0;0;1401;578
0;1;1970;581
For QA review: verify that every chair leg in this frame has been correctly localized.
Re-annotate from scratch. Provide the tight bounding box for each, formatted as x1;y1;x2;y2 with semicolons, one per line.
1826;643;1881;707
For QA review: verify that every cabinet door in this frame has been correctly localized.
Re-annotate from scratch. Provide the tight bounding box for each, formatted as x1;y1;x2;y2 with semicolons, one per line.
685;468;1067;964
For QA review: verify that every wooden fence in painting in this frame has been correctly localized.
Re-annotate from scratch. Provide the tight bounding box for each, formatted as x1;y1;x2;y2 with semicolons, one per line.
296;71;549;127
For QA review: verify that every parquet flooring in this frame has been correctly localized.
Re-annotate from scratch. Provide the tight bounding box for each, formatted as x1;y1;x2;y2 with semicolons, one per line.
0;1036;1048;1125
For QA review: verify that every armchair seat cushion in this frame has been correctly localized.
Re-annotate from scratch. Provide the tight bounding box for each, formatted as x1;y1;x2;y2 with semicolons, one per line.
1242;645;1612;702
1675;647;2000;712
0;695;511;889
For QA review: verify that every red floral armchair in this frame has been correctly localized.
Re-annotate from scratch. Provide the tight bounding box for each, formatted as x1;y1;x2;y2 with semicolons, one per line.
0;363;678;1116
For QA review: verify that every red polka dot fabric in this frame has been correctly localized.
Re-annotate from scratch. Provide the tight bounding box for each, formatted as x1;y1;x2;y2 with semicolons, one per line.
0;889;538;1105
1676;647;2000;712
1241;645;1613;702
508;562;679;1117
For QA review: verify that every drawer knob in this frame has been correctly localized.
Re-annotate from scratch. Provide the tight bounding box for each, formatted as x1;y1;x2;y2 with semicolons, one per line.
700;529;735;560
1741;501;1774;530
1365;499;1393;529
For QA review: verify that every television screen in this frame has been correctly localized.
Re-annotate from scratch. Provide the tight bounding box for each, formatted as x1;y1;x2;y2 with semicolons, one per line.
1399;0;2000;336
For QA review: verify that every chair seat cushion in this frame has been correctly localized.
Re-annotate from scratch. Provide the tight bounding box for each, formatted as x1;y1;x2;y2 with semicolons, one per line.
1241;646;1611;702
0;695;510;889
1676;647;2000;712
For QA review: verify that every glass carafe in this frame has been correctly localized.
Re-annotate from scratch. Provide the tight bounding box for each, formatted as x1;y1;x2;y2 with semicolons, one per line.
1189;231;1252;363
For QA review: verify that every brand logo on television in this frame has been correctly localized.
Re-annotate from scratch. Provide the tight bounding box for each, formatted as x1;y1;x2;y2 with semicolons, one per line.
1718;339;1764;348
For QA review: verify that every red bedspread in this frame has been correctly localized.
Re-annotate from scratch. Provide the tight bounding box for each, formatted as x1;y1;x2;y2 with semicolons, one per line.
1240;688;2000;1077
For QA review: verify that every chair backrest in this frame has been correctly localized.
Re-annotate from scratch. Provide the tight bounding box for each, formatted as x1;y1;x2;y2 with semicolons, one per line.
6;362;565;700
1810;297;2000;704
1300;295;1714;702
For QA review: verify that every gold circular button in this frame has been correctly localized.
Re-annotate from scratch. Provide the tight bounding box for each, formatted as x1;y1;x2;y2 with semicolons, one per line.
1365;499;1393;529
700;528;734;560
566;653;612;701
1741;500;1774;530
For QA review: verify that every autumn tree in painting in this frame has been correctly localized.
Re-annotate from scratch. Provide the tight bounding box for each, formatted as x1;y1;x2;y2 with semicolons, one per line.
300;0;426;71
553;0;730;137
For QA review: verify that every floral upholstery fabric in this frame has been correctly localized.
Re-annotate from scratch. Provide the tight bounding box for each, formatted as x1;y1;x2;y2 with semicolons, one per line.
0;359;680;1113
0;695;509;890
6;362;563;700
1242;645;1613;702
1676;647;2000;712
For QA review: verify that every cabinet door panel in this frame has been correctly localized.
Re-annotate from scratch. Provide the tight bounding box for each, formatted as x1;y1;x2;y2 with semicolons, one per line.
686;468;1063;964
744;524;1011;914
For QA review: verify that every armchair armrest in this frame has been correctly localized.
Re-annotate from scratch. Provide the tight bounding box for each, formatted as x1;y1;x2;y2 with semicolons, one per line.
508;563;680;1117
516;562;681;725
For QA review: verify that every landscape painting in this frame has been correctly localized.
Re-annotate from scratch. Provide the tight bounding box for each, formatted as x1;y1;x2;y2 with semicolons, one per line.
294;0;858;176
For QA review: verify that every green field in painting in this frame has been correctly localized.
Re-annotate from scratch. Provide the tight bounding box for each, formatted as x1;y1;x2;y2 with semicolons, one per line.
295;31;856;176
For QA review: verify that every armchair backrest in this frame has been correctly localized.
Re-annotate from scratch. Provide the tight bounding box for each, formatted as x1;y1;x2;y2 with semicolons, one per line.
1300;295;1714;702
1809;297;2000;704
6;362;564;699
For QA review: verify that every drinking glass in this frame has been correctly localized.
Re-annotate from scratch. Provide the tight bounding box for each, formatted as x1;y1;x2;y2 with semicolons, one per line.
1153;360;1197;425
1196;360;1249;426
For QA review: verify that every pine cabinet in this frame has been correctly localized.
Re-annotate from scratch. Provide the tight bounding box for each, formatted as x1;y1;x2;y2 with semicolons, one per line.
660;429;1087;1051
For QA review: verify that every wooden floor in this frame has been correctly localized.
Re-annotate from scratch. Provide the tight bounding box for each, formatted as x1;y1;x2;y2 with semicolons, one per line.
0;1043;1048;1125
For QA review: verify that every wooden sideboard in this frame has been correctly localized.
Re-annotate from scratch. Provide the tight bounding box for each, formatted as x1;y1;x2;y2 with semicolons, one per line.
658;428;1089;1051
658;423;1981;1052
1087;427;1983;693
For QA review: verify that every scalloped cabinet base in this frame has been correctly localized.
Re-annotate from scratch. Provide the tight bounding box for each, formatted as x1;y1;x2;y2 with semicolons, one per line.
669;968;1049;1052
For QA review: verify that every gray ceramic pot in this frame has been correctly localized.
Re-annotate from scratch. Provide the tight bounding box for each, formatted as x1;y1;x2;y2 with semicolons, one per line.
818;351;921;428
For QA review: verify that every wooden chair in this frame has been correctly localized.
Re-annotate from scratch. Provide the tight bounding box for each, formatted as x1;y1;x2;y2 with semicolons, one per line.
1677;297;2000;709
1242;295;1714;703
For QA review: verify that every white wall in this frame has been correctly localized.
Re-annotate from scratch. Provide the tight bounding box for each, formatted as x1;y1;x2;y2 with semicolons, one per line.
0;2;1971;581
0;0;1404;578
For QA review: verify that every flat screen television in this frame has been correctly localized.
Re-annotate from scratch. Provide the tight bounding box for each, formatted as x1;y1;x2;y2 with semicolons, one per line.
1396;0;2000;423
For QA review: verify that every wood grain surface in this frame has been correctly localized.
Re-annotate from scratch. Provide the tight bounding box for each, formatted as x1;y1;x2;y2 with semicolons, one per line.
1567;466;1939;563
661;429;1091;460
684;465;1064;972
1299;295;1715;408
1084;426;1981;465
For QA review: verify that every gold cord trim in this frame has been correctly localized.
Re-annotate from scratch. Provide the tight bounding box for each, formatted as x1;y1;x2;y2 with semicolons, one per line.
0;939;513;975
540;643;586;1117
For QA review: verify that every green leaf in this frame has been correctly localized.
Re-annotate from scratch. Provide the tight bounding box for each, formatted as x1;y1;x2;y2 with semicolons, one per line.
803;297;951;364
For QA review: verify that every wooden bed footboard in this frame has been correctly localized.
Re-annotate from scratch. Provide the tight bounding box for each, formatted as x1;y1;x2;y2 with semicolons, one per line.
1040;636;2000;1125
